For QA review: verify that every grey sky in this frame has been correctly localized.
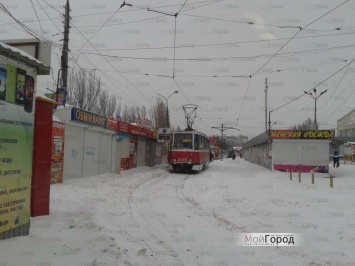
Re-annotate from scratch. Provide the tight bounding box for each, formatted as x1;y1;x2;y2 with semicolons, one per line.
1;0;354;138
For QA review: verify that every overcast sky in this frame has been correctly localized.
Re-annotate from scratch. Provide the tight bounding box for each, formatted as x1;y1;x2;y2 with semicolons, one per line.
1;0;354;138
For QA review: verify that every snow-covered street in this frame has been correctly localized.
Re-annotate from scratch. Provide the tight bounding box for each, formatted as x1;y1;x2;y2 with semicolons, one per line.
1;158;354;266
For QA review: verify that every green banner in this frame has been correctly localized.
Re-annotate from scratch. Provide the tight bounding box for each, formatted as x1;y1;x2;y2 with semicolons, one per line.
0;64;34;233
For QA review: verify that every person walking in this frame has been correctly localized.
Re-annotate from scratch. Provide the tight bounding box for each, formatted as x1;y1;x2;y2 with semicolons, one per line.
231;149;236;160
333;151;340;168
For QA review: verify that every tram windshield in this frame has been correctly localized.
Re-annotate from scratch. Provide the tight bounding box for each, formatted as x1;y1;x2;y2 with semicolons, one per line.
173;133;193;149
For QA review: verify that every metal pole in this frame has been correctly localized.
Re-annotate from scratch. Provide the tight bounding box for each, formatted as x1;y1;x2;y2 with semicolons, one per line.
268;111;272;137
265;78;268;135
314;92;317;129
61;0;70;89
166;100;169;128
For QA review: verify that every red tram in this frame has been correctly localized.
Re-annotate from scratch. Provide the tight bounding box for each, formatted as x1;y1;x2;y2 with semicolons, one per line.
168;129;210;172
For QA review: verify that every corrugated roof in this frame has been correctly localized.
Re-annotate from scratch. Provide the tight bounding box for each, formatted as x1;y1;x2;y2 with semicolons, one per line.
0;41;50;75
243;131;269;148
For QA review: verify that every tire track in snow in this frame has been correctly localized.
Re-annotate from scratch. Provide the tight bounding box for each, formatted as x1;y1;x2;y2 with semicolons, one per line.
125;169;183;264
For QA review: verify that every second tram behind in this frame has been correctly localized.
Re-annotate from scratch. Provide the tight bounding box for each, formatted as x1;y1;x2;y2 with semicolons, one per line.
168;129;210;172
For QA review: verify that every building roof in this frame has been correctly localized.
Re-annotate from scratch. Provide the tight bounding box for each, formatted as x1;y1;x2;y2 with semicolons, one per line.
0;41;50;75
243;131;269;148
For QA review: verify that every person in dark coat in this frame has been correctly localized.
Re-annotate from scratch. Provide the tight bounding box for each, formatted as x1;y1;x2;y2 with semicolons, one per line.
231;149;236;160
333;151;340;168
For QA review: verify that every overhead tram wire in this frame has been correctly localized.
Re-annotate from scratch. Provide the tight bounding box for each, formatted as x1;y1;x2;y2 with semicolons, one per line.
316;54;355;111
236;0;351;122
34;0;63;33
68;50;149;107
29;0;45;34
65;0;223;30
74;1;131;54
236;77;252;122
178;0;225;14
318;72;355;121
70;32;355;52
68;49;147;107
80;44;355;62
317;64;355;121
269;59;355;124
0;4;40;41
145;0;188;78
0;4;62;48
39;0;64;15
68;18;153;104
179;13;355;32
69;56;352;80
173;77;190;104
253;0;351;77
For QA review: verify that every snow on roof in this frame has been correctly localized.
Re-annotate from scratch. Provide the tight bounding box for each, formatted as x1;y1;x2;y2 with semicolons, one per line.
0;41;50;75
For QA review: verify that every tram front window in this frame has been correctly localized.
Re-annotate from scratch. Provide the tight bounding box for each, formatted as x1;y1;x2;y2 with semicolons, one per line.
173;133;193;149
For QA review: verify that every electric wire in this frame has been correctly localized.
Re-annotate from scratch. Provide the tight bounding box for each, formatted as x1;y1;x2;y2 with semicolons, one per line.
237;0;351;124
69;22;153;104
29;0;45;34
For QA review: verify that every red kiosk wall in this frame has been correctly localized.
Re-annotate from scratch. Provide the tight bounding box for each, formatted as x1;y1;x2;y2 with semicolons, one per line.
31;98;54;216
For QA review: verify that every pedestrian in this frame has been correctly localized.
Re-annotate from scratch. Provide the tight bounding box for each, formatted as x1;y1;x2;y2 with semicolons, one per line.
333;151;340;168
210;148;214;162
232;149;236;160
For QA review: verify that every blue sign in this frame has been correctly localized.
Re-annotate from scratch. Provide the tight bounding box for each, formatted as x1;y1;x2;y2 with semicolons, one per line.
71;107;108;128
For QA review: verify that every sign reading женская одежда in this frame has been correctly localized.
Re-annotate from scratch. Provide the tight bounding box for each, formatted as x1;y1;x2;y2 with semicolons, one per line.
269;130;334;140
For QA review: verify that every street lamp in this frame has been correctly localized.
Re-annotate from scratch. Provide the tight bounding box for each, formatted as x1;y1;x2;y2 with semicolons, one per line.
304;88;327;129
157;90;179;128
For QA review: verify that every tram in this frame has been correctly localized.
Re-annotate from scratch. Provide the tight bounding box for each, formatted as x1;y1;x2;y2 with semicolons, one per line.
168;129;210;172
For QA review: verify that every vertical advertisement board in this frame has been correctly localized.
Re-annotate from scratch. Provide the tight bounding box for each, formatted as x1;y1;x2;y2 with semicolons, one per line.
51;122;65;183
0;63;35;233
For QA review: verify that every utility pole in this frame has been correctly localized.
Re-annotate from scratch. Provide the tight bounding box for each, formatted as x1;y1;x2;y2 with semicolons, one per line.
211;124;239;151
265;77;268;135
61;0;70;89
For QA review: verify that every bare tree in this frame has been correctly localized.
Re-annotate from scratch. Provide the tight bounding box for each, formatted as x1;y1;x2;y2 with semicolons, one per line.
67;69;101;112
140;105;147;119
149;98;167;128
96;89;116;117
290;117;315;130
121;105;130;123
129;106;137;123
94;89;108;116
116;102;122;120
107;95;117;118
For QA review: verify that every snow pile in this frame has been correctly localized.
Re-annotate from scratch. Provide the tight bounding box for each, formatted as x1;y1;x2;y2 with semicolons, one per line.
0;159;354;265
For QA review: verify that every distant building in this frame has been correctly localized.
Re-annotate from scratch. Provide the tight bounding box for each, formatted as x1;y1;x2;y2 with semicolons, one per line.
337;109;355;137
224;135;248;147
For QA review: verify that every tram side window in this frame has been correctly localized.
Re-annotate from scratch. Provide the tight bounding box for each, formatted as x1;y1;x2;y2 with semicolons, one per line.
194;134;199;150
174;133;193;149
202;136;208;150
200;135;205;150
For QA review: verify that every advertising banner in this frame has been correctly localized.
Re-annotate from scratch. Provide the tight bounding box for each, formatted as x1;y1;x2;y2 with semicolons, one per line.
51;122;65;183
71;107;108;128
269;130;334;140
45;87;67;109
107;118;117;130
0;63;35;233
158;128;171;140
